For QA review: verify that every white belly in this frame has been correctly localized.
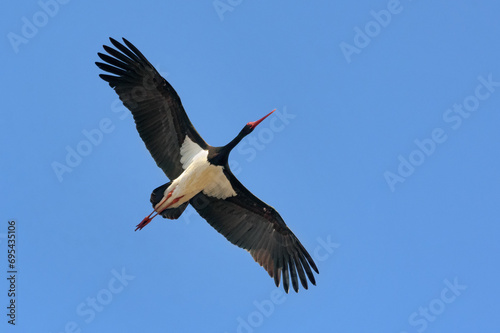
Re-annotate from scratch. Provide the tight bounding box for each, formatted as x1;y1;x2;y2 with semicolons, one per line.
155;137;236;211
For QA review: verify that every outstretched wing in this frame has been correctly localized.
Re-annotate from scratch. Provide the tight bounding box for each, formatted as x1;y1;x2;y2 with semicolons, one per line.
190;169;319;293
96;37;208;179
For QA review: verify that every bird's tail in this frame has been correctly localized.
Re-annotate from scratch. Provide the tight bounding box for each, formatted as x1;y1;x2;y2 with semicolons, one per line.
150;182;189;220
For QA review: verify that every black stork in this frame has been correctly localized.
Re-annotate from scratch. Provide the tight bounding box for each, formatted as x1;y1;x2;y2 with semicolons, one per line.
95;38;318;293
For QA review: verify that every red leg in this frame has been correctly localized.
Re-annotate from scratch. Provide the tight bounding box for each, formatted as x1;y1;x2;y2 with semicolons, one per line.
135;210;158;231
135;190;184;231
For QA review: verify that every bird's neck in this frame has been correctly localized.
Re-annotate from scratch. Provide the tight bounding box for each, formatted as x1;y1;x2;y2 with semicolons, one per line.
209;130;247;166
225;130;247;152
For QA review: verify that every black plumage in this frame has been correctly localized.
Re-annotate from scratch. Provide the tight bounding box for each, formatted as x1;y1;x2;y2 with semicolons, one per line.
96;38;319;293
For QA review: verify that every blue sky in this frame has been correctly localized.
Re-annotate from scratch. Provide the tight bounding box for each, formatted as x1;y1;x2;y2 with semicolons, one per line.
2;1;500;332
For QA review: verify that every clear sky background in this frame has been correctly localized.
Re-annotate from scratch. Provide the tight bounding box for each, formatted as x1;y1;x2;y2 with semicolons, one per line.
2;1;500;332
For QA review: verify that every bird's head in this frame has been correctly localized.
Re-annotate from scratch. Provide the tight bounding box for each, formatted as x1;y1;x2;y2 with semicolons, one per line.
242;109;276;135
211;109;276;166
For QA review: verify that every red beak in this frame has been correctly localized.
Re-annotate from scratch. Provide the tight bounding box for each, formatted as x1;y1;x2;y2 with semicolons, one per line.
248;109;276;130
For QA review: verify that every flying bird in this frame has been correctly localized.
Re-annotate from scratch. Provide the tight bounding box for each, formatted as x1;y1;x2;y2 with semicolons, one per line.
95;38;318;293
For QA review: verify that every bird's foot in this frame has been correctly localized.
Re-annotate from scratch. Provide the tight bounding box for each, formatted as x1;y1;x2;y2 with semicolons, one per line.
137;190;185;231
135;210;157;231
